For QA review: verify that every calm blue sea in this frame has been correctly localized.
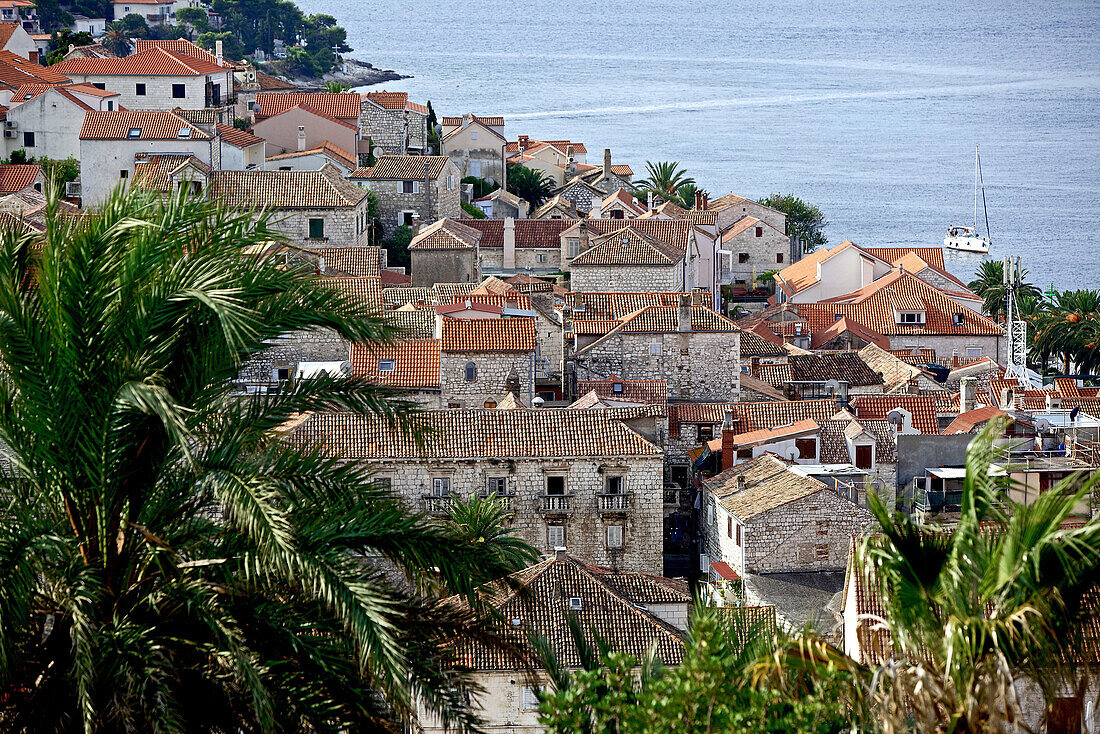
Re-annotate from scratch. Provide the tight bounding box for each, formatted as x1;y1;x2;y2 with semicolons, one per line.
298;0;1100;291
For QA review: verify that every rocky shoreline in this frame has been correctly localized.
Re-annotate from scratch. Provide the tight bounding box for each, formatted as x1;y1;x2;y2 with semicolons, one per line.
288;58;410;91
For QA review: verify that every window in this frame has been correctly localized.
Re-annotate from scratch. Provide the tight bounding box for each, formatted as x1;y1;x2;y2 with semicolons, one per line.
279;166;292;171
535;253;548;263
128;127;141;138
776;253;784;263
966;346;983;357
698;424;714;441
308;218;324;239
755;226;763;237
520;685;540;712
247;101;255;110
855;444;873;469
735;524;742;546
547;524;565;548
486;477;508;496
727;516;733;538
1047;695;1083;734
546;475;565;495
464;361;477;381
568;238;580;258
22;131;33;147
953;312;965;325
402;180;420;194
172;84;186;99
612;382;623;394
93;82;105;90
649;342;661;356
33;182;41;192
606;476;624;494
897;311;925;324
178;128;191;139
402;211;415;226
274;367;291;382
606;525;623;548
431;477;451;497
470;129;478;140
374;476;392;492
816;544;830;561
738;252;749;263
447;174;454;190
377;358;395;372
119;169;128;179
795;438;817;460
106;100;114;110
135;83;146;96
483;400;496;408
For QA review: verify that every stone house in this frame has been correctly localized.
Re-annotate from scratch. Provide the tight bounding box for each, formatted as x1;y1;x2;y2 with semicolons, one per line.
2;83;119;163
702;453;876;576
78;109;217;207
206;165;371;248
407;218;481;287
360;90;428;155
569;224;690;292
505;136;587;186
472;188;528;219
560;149;634;194
285;408;666;573
462;217;577;275
554;177;606;212
590;187;646;219
252;102;359;161
352;155;461;233
441;114;507;184
439;317;537;409
350;338;441;407
530;194;580;220
265;141;357;175
52;48;234;110
706;192;787;233
571;299;741;402
416;552;689;734
755;352;885;399
720;215;789;284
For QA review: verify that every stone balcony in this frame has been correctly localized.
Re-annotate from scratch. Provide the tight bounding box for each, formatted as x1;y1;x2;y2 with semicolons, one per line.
597;492;631;514
538;494;574;515
421;495;455;516
478;492;516;510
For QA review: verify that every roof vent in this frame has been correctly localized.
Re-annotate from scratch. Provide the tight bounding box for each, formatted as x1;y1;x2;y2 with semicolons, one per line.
128;127;141;138
568;597;583;611
464;299;472;309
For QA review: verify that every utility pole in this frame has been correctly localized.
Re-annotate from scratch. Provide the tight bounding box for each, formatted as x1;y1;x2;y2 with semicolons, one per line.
1003;255;1029;387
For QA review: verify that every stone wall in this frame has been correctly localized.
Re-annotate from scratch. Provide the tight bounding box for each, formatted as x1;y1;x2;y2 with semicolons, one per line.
360;455;666;573
362;162;462;234
558;181;600;211
723;226;790;283
574;331;741;402
744;490;875;573
411;248;479;287
440;350;535;408
359;103;427;154
887;334;1006;367
569;264;684;292
237;328;350;383
261;203;370;248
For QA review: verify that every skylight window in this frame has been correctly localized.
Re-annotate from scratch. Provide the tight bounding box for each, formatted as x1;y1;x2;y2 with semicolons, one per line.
128;128;141;138
178;128;192;139
378;359;395;372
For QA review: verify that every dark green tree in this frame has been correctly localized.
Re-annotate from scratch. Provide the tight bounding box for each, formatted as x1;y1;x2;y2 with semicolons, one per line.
174;7;210;37
115;13;149;38
196;30;243;60
0;187;531;732
100;25;131;56
382;223;414;269
967;259;1043;321
32;0;73;34
758;193;828;250
506;164;556;208
45;30;94;64
636;161;695;202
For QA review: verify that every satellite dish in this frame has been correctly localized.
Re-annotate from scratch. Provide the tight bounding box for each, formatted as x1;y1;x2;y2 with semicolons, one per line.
532;396;545;407
824;379;841;395
789;448;800;460
1034;418;1052;434
887;410;906;426
372;146;385;159
339;360;352;376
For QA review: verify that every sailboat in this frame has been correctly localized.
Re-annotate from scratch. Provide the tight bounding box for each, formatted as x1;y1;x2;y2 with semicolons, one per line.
944;146;992;254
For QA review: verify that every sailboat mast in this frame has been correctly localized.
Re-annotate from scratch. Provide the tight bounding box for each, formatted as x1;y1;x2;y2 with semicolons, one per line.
978;147;991;243
973;145;979;231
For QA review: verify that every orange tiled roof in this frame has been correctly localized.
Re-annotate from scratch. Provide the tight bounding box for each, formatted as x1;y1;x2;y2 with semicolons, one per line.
440;317;536;352
322;275;381;311
254;91;360;121
576;374;668;405
865;246;945;269
705;453;834;520
668;399;839;438
312;245;381;277
133;38;237;69
215;123;263;148
442;115;504;127
460;218;576;248
942;405;1008;435
208;168;367;209
566;291;709;320
0;164;40;193
0;50;71;89
570;226;683;267
354;155;450;181
350;339;440;389
0;22;20;47
266;140;356;168
579;218;698;255
53;47;227;76
132;154;210;191
408;218;481;250
260;101;360;131
851;394;939;434
80;110;210;140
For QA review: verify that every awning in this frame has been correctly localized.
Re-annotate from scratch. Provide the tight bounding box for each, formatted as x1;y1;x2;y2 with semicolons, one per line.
710;561;739;581
927;467;967;479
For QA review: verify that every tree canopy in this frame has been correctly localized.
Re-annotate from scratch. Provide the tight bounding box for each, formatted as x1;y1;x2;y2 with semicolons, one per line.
759;193;828;250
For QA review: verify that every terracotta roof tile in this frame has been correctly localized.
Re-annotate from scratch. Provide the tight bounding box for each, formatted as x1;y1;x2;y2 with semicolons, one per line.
215;122;263;148
408;218;481;250
0;50;71;88
865;246;945;269
576;374;668;405
208;167;366;209
266;140;356;168
442;114;504;127
80;110;210;140
254;91;360;121
386;307;434;338
350;338;440;388
704;454;833;519
133;38;237;69
571;225;681;266
382;286;435;308
0;164;40;193
942;405;1008;435
851;394;938;434
579;218;697;256
131;154;210;191
53;47;226;76
566;291;709;320
460;218;576;248
354;155;450;181
668;399;838;438
321;275;381;311
313;245;381;277
785;352;885;387
440;317;536;352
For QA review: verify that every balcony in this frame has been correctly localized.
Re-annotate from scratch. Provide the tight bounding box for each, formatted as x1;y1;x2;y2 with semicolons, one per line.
479;492;516;510
421;495;455;516
597;492;631;514
538;494;573;515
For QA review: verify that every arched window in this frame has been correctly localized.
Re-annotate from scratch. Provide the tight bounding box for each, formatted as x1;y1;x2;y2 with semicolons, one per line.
465;362;477;382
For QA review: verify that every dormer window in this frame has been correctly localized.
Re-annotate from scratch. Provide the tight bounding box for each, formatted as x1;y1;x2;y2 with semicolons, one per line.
953;312;965;325
178;128;191;139
378;359;395;372
612;382;623;394
128;128;141;138
896;311;925;324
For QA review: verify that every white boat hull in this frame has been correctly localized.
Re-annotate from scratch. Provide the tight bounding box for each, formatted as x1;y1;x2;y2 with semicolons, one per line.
944;234;990;253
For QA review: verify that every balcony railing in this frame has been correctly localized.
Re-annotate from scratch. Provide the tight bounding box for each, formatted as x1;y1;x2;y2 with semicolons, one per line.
421;495;455;516
597;492;631;513
538;494;573;514
479;492;516;510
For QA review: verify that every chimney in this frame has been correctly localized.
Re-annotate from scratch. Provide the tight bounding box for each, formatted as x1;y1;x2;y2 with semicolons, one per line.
960;376;976;414
215;39;223;67
1000;387;1015;410
737;475;748;491
518;135;529;151
647;191;654;211
721;409;736;472
678;294;692;332
318;256;326;274
693;190;702;210
750;356;760;378
297;125;306;152
953;354;960;367
503;216;516;270
701;192;708;210
603;148;611;179
554;547;567;561
576;219;589;256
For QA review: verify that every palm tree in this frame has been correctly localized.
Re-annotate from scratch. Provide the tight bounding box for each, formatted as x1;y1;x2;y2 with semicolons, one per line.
506;164;556;208
967;259;1042;321
1032;289;1100;374
636;161;695;202
323;81;352;93
670;183;707;211
446;495;540;585
101;26;130;57
0;188;528;732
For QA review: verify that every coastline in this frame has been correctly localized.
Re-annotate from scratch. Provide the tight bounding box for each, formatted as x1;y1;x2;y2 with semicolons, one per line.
286;58;410;91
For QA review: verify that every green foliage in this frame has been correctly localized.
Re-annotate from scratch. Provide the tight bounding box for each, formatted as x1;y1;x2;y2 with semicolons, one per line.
116;13;149;37
284;44;321;76
33;0;73;34
323;81;351;93
100;26;131;57
759;193;828;250
461;176;493;200
37;155;80;186
0;186;529;732
1032;288;1100;373
174;6;210;33
670;182;706;210
4;149;32;165
967;259;1042;321
636;161;695;202
45;30;94;65
196;31;243;60
461;201;486;219
506;164;556;208
204;0;351;75
382;224;413;269
233;117;249;130
426;100;440;154
445;495;539;582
